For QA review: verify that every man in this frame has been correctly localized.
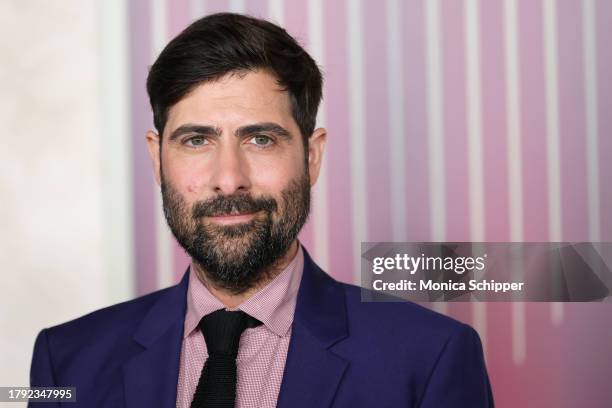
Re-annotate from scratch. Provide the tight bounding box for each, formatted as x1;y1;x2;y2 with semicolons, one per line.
30;13;493;408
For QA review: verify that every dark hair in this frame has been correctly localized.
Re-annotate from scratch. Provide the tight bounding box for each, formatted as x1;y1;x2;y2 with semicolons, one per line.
146;12;323;144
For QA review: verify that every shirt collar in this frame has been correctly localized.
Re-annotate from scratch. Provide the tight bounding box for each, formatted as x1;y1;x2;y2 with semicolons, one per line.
183;244;304;339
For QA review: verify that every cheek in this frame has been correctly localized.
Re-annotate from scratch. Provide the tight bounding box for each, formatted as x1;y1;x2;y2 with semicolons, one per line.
250;156;300;193
162;155;207;196
180;172;206;196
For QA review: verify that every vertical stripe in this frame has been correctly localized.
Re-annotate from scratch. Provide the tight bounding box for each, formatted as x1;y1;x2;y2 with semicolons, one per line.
543;0;563;325
582;0;600;242
308;0;330;271
597;0;612;242
519;0;548;242
558;0;589;242
426;0;446;314
425;0;446;243
151;0;168;57
543;0;562;242
465;0;486;349
503;0;525;364
465;0;485;242
403;0;431;242
347;0;367;283
129;0;157;295
267;0;284;24
441;0;470;243
386;0;407;242
504;0;523;243
99;0;134;302
481;0;512;400
364;0;392;243
151;0;175;289
324;0;354;284
441;0;469;322
482;0;510;241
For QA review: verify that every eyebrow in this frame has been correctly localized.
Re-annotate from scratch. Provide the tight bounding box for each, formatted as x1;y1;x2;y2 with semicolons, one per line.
167;125;222;141
236;123;292;140
167;122;293;142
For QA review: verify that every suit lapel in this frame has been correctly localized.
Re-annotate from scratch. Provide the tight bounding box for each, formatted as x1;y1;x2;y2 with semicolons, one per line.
276;247;349;408
122;271;189;408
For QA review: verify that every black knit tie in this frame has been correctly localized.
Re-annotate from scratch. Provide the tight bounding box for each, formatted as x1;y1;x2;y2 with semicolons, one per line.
190;309;262;408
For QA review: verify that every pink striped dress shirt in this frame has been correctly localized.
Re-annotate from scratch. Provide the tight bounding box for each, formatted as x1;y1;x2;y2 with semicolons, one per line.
175;245;304;408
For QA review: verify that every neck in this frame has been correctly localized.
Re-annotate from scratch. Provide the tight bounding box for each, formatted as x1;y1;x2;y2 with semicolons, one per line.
192;240;299;309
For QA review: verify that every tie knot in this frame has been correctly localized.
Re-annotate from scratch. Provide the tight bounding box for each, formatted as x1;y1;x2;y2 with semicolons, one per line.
198;309;262;357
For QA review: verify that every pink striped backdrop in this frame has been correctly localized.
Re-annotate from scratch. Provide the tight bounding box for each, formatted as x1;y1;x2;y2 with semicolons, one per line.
125;1;612;406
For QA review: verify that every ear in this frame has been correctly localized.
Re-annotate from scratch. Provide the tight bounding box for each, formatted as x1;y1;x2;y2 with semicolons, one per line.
307;127;327;186
145;130;162;186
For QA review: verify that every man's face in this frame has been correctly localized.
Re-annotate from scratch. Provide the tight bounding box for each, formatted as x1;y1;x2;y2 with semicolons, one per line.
146;70;326;294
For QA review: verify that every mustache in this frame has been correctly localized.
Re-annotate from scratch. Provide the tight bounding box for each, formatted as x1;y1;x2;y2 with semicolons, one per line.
191;193;278;218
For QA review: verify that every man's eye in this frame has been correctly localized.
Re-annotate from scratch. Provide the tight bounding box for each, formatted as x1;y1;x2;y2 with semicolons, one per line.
250;135;274;147
185;136;208;147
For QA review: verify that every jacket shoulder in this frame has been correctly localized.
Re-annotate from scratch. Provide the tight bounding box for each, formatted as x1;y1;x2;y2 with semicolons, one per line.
337;280;471;348
325;280;492;406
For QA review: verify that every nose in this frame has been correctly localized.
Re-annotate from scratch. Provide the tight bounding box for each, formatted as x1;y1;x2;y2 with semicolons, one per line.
209;142;251;195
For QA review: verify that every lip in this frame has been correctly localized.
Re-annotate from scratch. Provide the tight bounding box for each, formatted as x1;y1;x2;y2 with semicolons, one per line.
206;212;257;225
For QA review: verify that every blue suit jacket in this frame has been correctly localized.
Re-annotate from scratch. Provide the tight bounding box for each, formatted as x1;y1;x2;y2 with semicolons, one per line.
30;247;494;407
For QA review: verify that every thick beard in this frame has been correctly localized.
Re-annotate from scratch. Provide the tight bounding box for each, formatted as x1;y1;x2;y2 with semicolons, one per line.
161;170;310;294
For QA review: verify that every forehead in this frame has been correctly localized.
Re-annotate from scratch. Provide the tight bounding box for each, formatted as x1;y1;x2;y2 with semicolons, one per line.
164;70;295;133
